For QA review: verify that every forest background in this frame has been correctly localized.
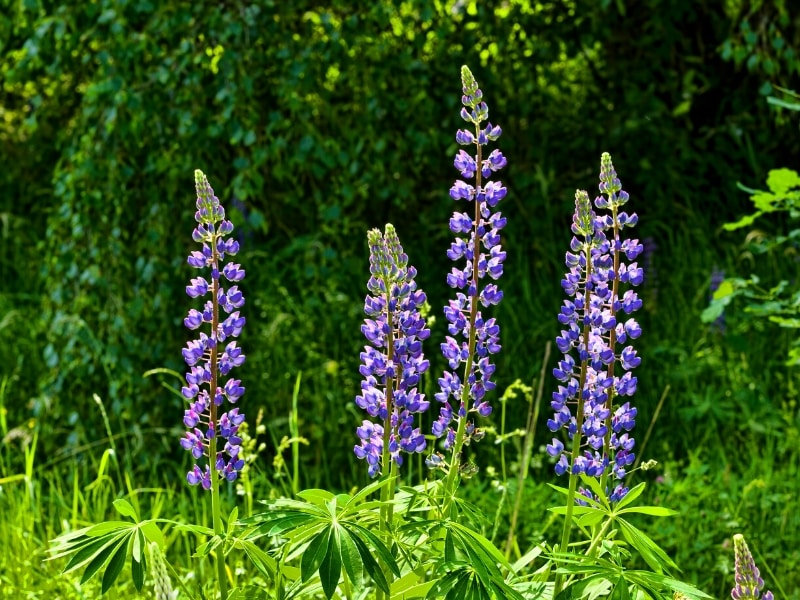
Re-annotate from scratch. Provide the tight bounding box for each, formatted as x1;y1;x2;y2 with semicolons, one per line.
1;1;799;597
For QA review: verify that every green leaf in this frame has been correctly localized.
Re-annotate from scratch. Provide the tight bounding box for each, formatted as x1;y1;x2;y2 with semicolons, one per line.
112;499;139;521
300;527;330;583
318;526;342;599
338;528;363;589
344;475;395;511
614;482;646;511
766;168;800;195
63;534;122;574
86;521;135;537
346;523;401;577
617;518;678;573
348;526;389;594
609;576;631;600
131;540;146;592
101;535;129;593
240;540;277;580
79;534;127;585
140;521;165;547
617;506;678;517
297;488;336;506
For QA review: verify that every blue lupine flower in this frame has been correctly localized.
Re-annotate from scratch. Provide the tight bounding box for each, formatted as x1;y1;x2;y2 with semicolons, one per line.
732;534;774;600
179;171;247;489
355;224;431;477
432;66;507;452
547;154;642;501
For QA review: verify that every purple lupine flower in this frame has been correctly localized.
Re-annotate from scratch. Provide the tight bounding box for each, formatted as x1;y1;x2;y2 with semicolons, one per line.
179;170;246;489
732;534;774;600
431;66;507;455
547;154;643;502
355;224;431;477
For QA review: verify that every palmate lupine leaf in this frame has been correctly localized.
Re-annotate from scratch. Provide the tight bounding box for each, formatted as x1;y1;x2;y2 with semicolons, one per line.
48;499;164;594
243;486;400;600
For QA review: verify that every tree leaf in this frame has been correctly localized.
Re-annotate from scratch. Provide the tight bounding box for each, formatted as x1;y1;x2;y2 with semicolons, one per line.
766;168;800;195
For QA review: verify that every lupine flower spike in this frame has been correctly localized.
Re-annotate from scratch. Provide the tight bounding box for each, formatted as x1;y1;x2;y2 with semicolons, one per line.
732;534;774;600
546;153;643;503
430;65;507;479
180;170;247;489
355;224;431;477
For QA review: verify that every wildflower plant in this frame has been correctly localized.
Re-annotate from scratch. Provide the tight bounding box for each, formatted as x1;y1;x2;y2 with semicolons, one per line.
431;65;507;513
732;534;774;600
47;71;722;600
355;223;430;478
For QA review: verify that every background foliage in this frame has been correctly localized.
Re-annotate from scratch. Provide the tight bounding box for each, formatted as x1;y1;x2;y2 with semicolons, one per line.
1;0;799;596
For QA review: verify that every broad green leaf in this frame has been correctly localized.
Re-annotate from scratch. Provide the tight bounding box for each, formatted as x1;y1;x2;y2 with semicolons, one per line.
300;527;330;583
444;529;456;562
449;522;515;572
617;506;678;517
346;523;401;576
80;533;128;585
348;526;389;593
577;510;605;527
548;505;598;516
228;506;239;536
318;526;342;599
297;488;336;506
101;535;130;593
623;570;713;598
86;521;135;537
338;528;363;589
131;528;143;562
140;521;165;547
751;191;779;212
63;534;124;574
175;523;215;536
240;540;277;580
614;482;646;511
345;475;395;510
609;576;631;600
618;518;678;573
131;539;146;592
112;498;139;521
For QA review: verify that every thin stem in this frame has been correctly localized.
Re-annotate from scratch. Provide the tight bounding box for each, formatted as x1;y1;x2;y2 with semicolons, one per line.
441;135;483;517
377;286;396;600
599;203;620;495
210;240;229;600
554;242;593;596
505;342;550;558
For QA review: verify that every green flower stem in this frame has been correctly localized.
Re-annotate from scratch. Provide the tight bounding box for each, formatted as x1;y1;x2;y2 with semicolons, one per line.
554;241;593;596
210;245;229;600
377;287;396;600
441;134;483;517
598;202;620;496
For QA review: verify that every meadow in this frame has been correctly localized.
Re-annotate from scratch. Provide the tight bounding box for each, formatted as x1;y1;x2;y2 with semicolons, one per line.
1;2;799;599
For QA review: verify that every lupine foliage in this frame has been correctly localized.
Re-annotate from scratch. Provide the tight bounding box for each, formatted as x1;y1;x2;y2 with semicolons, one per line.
2;1;800;597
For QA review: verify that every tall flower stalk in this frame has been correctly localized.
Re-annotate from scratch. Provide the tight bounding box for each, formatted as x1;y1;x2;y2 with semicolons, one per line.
732;534;774;600
355;223;431;480
546;155;642;591
430;66;507;514
180;170;246;599
355;224;430;600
